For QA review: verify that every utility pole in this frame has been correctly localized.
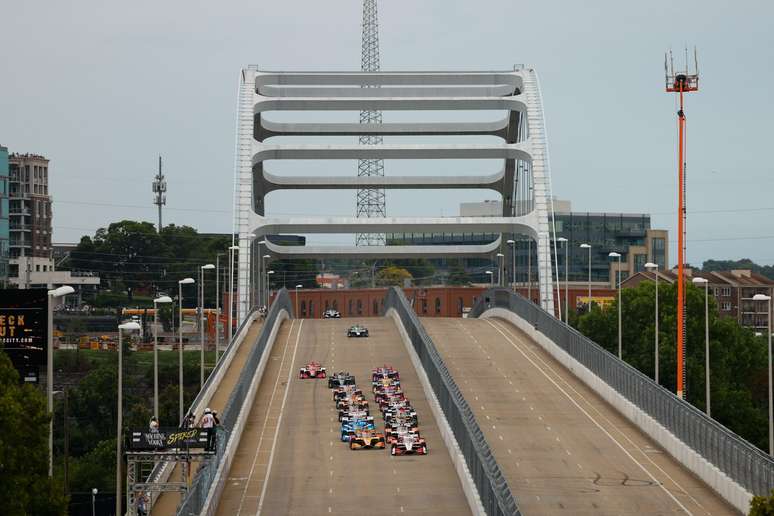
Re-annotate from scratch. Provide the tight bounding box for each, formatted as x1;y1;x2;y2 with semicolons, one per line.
665;48;699;400
355;0;387;246
152;155;167;233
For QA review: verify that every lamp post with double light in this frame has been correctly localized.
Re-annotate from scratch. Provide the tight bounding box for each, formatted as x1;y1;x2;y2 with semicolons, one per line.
153;295;172;419
580;244;591;312
48;285;74;477
753;293;772;455
116;321;141;516
177;277;195;422
609;252;622;359
506;239;516;292
557;237;568;322
199;264;215;388
693;277;711;417
645;262;660;384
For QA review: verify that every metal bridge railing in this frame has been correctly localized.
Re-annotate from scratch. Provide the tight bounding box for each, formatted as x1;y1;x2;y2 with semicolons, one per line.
470;288;774;497
384;287;521;516
176;289;293;516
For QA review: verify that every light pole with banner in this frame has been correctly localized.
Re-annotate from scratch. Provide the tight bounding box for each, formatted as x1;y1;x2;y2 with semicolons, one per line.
199;263;215;388
153;295;172;419
177;277;195;422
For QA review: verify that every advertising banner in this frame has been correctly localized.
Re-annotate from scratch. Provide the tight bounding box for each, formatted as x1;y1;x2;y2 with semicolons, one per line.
0;289;48;371
127;427;211;451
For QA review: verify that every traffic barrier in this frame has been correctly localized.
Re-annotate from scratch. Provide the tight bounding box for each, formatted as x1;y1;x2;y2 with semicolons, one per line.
175;289;293;516
384;287;521;516
471;288;774;511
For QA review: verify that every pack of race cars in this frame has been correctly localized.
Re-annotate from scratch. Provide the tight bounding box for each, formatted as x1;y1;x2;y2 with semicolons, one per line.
302;361;428;455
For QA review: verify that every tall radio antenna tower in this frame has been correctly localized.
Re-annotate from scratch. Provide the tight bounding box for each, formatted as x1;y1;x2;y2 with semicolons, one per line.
665;47;699;400
152;155;167;233
355;0;386;246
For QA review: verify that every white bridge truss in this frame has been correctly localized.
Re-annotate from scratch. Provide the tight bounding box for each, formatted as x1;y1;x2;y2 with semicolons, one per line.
233;68;558;321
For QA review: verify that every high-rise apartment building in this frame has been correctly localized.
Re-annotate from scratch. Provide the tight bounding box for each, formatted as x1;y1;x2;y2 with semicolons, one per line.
8;153;53;286
0;145;9;287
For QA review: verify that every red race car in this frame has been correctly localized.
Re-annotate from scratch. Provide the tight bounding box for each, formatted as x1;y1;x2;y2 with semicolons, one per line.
299;361;327;379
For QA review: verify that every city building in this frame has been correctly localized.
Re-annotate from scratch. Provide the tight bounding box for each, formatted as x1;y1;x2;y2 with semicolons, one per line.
623;268;774;333
7;152;99;290
387;199;669;289
0;145;8;287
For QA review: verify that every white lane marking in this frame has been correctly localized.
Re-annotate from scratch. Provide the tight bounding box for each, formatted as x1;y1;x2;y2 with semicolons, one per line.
485;319;693;515
256;319;304;516
235;319;297;516
492;318;708;513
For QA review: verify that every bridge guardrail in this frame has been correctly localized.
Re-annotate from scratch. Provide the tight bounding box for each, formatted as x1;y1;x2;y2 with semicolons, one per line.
384;287;521;516
176;289;293;516
470;288;774;498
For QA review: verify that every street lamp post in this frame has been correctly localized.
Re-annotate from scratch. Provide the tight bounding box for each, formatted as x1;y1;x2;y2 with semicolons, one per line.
262;254;271;307
609;252;622;359
91;488;97;516
693;277;711;417
152;295;172;420
215;252;225;362
116;321;141;516
485;270;494;287
256;241;266;306
506;239;516;293
527;239;532;303
645;262;660;384
580;244;591;313
199;264;215;388
267;270;275;305
753;293;772;455
557;238;568;323
227;245;239;345
47;285;74;477
496;253;504;287
177;278;195;422
295;284;303;317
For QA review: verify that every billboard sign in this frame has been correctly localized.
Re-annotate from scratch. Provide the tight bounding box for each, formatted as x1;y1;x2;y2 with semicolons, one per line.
0;289;48;371
127;427;211;451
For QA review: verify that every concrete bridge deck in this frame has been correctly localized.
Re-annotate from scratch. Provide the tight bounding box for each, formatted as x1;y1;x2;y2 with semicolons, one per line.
421;317;737;515
215;317;470;516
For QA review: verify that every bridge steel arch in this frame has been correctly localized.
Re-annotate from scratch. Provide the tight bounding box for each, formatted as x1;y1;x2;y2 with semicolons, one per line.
233;68;558;322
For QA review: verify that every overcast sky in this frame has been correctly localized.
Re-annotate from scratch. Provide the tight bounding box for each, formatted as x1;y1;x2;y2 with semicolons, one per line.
2;0;772;265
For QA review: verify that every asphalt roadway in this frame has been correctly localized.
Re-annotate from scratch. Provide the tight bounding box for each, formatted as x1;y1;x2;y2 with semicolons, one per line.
152;319;263;515
421;317;738;516
215;317;470;516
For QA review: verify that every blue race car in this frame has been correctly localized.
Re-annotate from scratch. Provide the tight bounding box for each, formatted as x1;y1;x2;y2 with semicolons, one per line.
340;418;376;442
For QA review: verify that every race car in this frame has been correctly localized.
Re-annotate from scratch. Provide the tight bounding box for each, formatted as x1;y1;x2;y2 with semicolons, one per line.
323;309;341;319
374;387;404;405
328;372;356;389
339;404;371;422
390;432;427;456
385;423;420;444
347;325;369;338
340;408;373;424
372;366;400;382
340;418;376;442
372;376;401;393
336;396;369;414
349;428;386;450
298;361;326;379
333;385;363;401
384;405;418;427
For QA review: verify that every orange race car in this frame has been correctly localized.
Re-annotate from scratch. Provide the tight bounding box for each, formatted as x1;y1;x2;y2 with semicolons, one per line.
349;428;386;450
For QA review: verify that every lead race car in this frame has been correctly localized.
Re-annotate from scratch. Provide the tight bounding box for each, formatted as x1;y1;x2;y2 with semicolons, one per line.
346;324;369;338
298;361;327;379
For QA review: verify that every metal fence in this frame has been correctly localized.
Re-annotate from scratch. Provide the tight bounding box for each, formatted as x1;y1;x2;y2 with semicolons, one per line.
384;287;521;516
176;289;294;515
470;288;774;497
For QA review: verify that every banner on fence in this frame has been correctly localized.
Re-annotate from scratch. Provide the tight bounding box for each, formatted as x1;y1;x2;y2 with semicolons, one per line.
128;427;211;451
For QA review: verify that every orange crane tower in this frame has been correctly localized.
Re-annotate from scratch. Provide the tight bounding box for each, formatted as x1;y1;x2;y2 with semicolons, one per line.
665;49;699;399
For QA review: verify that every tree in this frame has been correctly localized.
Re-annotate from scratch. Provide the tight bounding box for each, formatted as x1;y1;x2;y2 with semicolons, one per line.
447;265;473;286
375;266;412;287
0;351;68;515
574;281;769;450
750;489;774;515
